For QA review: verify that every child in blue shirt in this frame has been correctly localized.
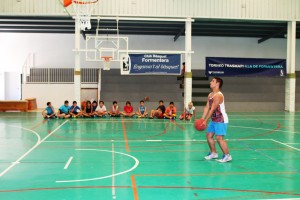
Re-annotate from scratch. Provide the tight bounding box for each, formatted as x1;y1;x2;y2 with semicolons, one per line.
57;100;71;119
136;100;148;118
70;101;82;118
42;102;56;119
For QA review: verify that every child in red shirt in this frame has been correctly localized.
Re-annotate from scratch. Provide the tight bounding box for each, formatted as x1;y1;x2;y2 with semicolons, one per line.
163;102;177;119
121;101;135;117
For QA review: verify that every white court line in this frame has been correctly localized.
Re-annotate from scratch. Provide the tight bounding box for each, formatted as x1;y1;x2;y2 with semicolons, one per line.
56;149;139;183
264;198;300;200
44;140;116;143
0;120;69;177
284;143;300;144
271;139;300;152
112;143;116;199
231;125;300;134
44;139;272;143
0;125;41;177
64;156;73;170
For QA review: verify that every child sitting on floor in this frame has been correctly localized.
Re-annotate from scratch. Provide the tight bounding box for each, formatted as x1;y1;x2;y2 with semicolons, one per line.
42;102;56;119
163;102;177;119
136;100;148;118
121;101;135;117
70;101;82;118
95;100;107;117
82;100;94;118
179;102;196;120
109;101;120;117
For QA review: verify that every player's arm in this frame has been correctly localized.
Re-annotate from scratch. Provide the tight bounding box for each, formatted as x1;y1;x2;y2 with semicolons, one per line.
201;95;210;119
203;94;222;125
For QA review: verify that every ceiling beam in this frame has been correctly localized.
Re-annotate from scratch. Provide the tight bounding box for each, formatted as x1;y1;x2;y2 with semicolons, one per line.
258;28;286;44
174;25;185;42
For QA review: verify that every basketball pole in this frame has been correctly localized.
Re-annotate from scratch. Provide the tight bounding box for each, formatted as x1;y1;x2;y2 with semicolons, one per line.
184;18;192;112
285;21;296;112
74;17;81;104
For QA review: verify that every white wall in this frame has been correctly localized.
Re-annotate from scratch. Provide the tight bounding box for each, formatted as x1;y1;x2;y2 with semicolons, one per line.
22;84;75;108
0;72;4;100
4;72;21;100
0;33;298;71
0;33;75;72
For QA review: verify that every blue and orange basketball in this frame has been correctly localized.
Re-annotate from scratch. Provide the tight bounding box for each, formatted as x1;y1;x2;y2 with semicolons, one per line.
194;118;206;131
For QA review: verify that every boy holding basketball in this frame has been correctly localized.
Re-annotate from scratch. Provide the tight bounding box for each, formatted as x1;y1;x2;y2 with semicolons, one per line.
201;77;232;163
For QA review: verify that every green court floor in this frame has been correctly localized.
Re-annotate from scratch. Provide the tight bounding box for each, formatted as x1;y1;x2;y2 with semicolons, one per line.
0;112;300;199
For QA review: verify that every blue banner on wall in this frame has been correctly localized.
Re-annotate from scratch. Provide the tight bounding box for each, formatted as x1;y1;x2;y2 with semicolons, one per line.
206;57;286;77
123;54;181;75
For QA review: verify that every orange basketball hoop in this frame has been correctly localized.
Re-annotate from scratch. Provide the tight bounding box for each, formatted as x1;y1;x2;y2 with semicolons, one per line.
64;0;99;30
64;0;98;7
101;56;112;70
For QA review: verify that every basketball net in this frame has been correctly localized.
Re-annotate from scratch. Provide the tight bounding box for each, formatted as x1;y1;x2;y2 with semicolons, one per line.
64;0;99;31
102;56;112;70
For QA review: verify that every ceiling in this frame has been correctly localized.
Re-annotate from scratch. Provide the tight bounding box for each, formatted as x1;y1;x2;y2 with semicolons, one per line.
0;16;298;43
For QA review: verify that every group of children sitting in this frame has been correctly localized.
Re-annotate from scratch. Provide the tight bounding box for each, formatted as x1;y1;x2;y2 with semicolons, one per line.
42;100;196;120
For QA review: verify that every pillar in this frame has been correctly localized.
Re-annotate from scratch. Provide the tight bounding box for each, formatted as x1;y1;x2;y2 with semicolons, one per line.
184;18;192;108
285;21;296;112
74;18;81;103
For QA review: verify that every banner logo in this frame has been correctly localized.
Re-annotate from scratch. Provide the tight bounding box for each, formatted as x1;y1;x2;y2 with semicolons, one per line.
206;57;286;77
121;54;181;75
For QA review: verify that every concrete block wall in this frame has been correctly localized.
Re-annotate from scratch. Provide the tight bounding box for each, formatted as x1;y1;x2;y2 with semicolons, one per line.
100;69;184;112
193;70;300;112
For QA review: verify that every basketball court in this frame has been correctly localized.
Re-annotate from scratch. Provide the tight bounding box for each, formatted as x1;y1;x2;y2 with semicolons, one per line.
1;0;300;199
0;112;300;199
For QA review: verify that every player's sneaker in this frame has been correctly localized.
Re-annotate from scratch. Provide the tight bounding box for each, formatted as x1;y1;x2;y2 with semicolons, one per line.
216;154;232;163
204;152;218;160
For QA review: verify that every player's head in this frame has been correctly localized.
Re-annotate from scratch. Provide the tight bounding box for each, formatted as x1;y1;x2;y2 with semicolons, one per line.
169;102;174;108
47;102;51;107
210;77;223;89
126;101;131;106
159;100;164;106
182;62;185;66
64;100;69;106
73;101;77;106
140;100;144;105
188;102;193;109
113;101;118;106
